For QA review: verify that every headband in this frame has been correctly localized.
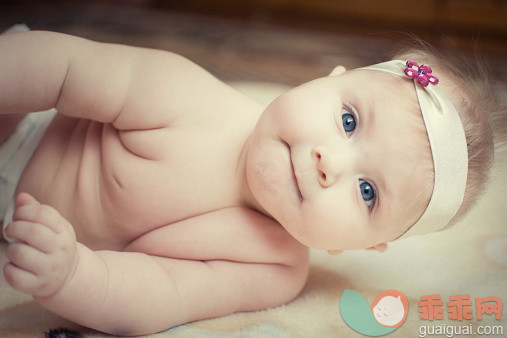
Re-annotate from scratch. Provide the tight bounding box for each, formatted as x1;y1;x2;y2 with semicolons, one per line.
360;60;468;238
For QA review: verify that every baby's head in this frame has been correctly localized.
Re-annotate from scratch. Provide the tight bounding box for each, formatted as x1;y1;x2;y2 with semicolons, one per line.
393;43;497;233
246;42;498;251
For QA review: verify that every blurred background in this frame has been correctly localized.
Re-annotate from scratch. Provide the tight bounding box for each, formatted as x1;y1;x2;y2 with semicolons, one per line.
1;0;506;86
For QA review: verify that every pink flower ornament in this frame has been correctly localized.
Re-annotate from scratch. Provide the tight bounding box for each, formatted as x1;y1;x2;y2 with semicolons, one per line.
404;61;439;87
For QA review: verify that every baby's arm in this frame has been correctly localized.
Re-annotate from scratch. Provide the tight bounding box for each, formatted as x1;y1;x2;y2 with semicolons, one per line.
0;31;219;129
3;194;307;335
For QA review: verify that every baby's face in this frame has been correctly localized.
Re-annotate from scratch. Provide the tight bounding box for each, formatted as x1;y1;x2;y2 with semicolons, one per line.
246;69;433;250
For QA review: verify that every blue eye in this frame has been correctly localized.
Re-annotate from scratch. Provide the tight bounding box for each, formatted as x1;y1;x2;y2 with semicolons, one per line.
359;180;376;208
342;113;356;133
341;105;358;137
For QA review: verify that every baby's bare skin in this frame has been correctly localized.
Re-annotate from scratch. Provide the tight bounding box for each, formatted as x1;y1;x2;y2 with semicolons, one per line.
1;28;430;335
0;31;308;335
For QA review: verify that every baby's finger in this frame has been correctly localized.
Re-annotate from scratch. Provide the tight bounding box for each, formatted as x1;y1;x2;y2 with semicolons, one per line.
6;242;47;274
3;262;40;295
15;192;39;208
13;203;67;234
4;221;55;253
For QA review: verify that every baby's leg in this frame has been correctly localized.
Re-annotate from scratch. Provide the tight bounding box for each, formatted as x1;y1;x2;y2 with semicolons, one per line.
0;240;7;286
0;113;28;145
0;113;27;237
0;109;57;239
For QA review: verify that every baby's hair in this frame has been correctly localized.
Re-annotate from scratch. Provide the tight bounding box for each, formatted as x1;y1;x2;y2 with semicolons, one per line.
393;37;506;228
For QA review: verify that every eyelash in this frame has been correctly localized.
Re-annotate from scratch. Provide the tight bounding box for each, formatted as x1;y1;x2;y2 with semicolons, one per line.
359;179;377;211
342;103;359;138
340;103;378;211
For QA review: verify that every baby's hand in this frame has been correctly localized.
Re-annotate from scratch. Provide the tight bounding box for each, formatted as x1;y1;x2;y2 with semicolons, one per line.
3;193;77;298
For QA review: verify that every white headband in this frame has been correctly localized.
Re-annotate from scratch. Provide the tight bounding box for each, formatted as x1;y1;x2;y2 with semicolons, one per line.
361;60;468;238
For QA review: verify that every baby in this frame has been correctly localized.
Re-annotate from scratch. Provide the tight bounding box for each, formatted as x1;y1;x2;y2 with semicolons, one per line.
0;30;500;335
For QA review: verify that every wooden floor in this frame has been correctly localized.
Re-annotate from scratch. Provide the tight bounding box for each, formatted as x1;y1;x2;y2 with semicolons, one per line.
1;1;506;86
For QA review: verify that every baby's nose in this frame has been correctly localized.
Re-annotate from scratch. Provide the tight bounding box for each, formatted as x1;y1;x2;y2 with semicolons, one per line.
312;145;351;187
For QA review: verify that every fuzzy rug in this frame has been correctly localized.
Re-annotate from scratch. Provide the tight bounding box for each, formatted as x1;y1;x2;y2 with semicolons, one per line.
1;80;506;337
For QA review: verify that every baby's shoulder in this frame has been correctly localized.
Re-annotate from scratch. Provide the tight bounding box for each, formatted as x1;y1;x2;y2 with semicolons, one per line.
124;207;310;312
116;49;262;131
125;206;309;268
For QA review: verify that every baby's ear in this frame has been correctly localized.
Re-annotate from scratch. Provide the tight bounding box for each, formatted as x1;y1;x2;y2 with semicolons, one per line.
366;243;388;253
328;65;347;77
